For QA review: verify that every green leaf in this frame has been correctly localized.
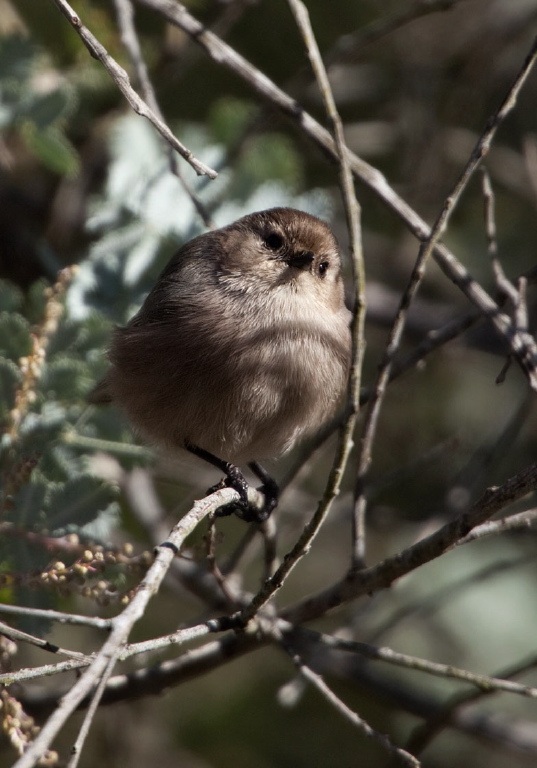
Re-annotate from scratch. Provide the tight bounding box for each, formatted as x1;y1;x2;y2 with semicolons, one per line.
40;356;92;401
0;312;31;361
123;231;160;286
0;356;21;416
0;35;35;86
236;133;302;194
22;122;80;178
43;441;89;480
24;89;73;130
0;280;24;313
46;476;117;534
209;97;255;145
26;278;49;323
75;313;113;356
19;403;67;457
46;318;84;357
11;476;48;529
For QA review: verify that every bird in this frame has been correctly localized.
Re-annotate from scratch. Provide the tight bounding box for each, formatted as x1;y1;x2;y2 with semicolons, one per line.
89;207;352;521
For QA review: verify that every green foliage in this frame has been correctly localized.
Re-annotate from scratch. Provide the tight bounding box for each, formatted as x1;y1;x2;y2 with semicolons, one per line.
0;358;21;414
46;476;118;535
10;475;48;530
0;280;24;313
210;97;256;145
21;121;80;178
231;133;304;201
0;35;36;95
0;312;32;361
40;356;93;401
0;33;79;175
0;283;121;586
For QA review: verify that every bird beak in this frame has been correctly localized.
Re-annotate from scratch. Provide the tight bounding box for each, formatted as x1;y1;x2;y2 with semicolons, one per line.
284;250;314;270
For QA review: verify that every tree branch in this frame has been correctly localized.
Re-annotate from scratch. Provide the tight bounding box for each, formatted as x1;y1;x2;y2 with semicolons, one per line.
49;0;217;179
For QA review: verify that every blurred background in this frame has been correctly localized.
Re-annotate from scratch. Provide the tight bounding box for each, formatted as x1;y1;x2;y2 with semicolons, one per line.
1;1;537;766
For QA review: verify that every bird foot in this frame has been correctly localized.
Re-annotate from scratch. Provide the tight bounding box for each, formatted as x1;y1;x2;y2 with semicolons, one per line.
208;466;278;523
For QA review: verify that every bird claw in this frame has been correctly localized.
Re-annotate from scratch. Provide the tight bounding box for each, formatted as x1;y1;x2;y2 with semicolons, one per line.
208;467;278;523
208;466;250;518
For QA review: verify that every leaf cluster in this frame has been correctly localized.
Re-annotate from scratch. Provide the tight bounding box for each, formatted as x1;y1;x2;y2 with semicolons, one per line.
0;34;79;176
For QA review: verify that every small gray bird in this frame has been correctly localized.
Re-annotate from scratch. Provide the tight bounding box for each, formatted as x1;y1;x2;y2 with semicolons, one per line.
90;207;351;520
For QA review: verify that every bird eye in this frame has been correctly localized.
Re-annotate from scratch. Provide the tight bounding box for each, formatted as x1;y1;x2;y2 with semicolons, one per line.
264;232;284;250
318;261;329;277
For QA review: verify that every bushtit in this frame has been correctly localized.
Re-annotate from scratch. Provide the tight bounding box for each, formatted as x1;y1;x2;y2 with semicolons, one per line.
90;207;351;520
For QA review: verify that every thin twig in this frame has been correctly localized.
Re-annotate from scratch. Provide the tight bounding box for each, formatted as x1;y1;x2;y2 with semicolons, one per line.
49;0;217;179
457;508;537;545
277;628;420;767
113;0;215;226
283;460;537;625
0;623;214;686
404;653;537;756
12;485;253;768
327;0;464;63
1;658;90;687
204;514;242;606
0;604;112;630
482;169;507;290
351;38;537;569
259;516;279;580
0;622;91;664
481;167;525;387
63;430;151;459
286;0;367;564
294;626;537;700
65;655;116;768
121;466;238;612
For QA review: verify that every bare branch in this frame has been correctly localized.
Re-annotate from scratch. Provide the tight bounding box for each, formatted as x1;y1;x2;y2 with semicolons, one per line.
112;0;215;226
457;508;537;546
0;623;214;687
232;1;366;628
49;0;217;179
351;38;537;569
65;655;116;768
0;604;112;630
283;460;537;624
0;622;91;663
12;485;252;768
405;653;537;756
327;0;465;62
294;626;537;700
278;627;420;767
286;0;367;566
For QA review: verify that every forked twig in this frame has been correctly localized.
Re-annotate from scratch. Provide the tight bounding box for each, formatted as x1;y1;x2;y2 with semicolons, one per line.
12;485;256;768
277;626;420;767
283;460;537;624
112;0;215;225
49;0;217;179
